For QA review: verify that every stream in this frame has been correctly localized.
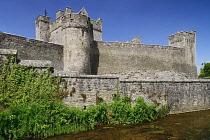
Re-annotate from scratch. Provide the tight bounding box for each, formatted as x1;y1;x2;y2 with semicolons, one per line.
34;109;210;140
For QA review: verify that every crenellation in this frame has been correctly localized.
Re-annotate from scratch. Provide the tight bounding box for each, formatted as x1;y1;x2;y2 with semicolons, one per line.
56;10;64;19
162;45;171;49
65;7;73;15
35;15;51;23
139;44;148;48
95;40;183;52
150;45;161;49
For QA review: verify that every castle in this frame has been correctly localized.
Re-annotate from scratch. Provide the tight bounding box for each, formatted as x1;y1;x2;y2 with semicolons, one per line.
35;7;197;80
1;7;210;114
0;7;197;80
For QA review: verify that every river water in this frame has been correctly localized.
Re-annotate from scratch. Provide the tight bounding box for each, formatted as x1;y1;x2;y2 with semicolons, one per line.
37;109;210;140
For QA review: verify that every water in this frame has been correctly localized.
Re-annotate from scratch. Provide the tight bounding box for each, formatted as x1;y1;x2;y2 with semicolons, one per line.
34;109;210;140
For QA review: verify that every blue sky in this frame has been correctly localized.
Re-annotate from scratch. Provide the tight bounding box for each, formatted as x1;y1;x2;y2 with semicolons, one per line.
0;0;209;73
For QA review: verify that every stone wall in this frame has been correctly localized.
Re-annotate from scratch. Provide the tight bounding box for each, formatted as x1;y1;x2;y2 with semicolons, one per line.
0;32;63;71
58;74;210;114
58;75;119;108
95;41;196;79
119;80;210;114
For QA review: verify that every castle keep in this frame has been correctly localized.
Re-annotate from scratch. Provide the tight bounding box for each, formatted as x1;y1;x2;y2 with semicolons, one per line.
36;7;102;75
1;7;209;114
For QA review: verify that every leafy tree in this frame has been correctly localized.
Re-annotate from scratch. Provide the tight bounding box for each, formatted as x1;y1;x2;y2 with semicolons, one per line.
199;63;210;78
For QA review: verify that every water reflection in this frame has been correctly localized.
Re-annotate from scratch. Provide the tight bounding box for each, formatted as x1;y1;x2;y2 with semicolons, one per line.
36;109;210;140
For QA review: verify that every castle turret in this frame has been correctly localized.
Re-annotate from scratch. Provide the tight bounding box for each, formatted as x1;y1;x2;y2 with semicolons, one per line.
90;18;102;41
35;15;50;42
169;30;197;77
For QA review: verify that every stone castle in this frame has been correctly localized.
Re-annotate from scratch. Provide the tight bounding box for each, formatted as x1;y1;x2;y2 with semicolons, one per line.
1;7;208;114
35;7;197;80
0;7;197;80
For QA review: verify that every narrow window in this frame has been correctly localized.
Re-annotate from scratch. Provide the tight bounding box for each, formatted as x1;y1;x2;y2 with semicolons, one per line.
82;29;84;37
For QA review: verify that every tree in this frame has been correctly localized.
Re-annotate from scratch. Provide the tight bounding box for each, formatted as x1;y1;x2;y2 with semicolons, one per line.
198;63;210;78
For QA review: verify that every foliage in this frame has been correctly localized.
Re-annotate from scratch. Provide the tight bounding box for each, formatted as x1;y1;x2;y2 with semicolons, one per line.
0;63;60;108
199;63;210;78
109;95;132;124
0;58;169;140
108;95;168;124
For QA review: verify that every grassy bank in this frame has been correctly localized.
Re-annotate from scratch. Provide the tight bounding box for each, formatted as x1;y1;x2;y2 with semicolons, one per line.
0;59;169;140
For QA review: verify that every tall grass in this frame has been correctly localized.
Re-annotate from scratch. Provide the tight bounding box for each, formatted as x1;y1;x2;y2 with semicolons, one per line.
0;58;169;140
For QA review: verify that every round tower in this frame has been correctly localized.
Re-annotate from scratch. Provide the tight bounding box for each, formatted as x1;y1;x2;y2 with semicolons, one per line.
62;7;93;74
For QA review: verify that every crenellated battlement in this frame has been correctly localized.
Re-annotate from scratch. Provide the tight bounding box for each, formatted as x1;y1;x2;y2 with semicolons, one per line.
35;16;51;24
50;13;90;33
96;41;184;51
169;30;196;47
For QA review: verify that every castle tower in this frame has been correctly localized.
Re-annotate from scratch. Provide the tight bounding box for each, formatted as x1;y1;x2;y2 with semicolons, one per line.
169;30;197;77
35;15;50;42
61;7;93;74
90;18;102;41
35;7;102;74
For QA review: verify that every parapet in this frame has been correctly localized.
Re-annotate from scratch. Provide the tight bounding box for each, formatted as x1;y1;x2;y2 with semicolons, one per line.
35;15;51;24
124;37;141;44
169;30;196;38
168;30;196;47
56;7;74;19
96;41;184;51
50;8;91;32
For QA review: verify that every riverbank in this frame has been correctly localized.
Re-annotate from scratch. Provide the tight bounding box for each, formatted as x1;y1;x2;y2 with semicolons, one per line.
41;109;210;140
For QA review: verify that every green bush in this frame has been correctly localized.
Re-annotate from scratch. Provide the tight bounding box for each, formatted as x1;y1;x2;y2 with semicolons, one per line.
131;97;156;123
